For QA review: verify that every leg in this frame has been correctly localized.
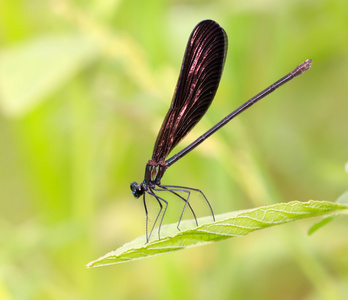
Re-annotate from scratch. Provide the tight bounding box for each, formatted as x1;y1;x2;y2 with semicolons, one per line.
147;189;168;241
160;184;215;222
155;186;198;229
142;194;149;243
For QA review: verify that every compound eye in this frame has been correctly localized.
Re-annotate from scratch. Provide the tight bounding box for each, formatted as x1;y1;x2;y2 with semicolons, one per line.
130;182;143;198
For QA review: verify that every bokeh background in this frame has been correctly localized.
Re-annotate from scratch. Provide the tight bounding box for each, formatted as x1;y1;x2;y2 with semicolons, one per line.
1;0;348;299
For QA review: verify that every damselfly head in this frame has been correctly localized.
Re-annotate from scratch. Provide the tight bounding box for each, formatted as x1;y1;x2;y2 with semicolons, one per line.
130;182;144;198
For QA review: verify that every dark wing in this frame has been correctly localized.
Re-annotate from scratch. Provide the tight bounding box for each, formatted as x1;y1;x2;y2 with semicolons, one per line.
151;19;228;163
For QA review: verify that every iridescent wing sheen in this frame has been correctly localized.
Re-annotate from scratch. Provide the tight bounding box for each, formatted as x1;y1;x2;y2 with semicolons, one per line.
151;20;227;163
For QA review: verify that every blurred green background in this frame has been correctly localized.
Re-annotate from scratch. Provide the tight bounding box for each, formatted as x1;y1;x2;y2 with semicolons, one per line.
1;0;348;299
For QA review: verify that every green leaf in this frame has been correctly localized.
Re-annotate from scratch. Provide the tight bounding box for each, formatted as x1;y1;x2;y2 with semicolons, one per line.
308;216;334;235
87;200;348;268
0;34;99;117
308;190;348;235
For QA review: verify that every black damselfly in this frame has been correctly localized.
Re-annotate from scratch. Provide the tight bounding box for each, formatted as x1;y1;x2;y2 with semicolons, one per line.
130;20;312;242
